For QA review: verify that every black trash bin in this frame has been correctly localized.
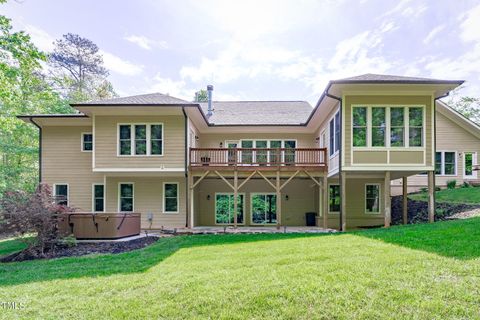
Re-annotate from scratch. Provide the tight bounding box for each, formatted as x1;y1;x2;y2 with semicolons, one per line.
305;212;317;226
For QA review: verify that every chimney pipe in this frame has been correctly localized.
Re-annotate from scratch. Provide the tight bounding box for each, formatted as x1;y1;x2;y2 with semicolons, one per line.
207;85;214;116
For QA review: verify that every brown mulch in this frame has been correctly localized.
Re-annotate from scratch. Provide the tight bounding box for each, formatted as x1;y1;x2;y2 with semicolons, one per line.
0;236;159;263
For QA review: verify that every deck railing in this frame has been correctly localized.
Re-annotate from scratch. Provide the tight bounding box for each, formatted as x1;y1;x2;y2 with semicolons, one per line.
189;148;327;168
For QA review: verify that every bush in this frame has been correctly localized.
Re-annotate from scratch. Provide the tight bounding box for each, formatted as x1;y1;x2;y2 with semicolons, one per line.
419;187;428;193
0;183;75;257
446;180;457;189
435;186;442;192
462;181;472;188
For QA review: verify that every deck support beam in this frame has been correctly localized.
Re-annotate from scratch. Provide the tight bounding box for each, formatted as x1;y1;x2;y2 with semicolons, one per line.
276;170;281;229
384;171;391;228
233;171;238;228
428;171;435;223
402;176;408;225
188;172;194;228
341;172;346;232
323;175;328;229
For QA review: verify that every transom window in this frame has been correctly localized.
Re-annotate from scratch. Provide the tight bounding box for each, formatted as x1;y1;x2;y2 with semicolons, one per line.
365;184;380;214
163;183;179;213
54;184;68;206
215;193;244;224
435;151;456;176
328;185;340;213
352;106;424;148
118;124;163;156
119;183;134;212
82;133;93;151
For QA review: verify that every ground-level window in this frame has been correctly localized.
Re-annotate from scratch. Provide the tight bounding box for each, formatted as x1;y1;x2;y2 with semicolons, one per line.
435;151;456;176
251;193;277;224
464;152;476;178
163;183;179;213
93;184;104;212
215;193;244;224
365;184;380;214
54;184;68;206
82;133;93;151
119;183;134;212
328;185;340;213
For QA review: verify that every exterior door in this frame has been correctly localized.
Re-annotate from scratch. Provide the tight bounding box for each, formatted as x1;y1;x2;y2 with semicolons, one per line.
464;152;477;179
225;141;238;165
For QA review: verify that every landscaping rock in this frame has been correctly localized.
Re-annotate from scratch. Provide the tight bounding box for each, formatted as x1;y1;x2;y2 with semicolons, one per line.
1;236;159;263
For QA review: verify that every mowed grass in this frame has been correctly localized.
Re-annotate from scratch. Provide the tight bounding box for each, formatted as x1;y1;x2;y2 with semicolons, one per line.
0;237;27;257
1;219;480;319
410;186;480;204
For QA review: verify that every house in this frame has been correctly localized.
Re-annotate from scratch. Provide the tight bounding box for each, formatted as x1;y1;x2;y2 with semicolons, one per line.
18;74;466;231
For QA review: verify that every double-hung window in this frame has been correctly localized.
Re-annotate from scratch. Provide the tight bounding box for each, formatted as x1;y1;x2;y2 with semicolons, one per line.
390;108;404;147
82;133;93;151
328;185;340;213
119;183;134;212
93;184;104;212
119;124;163;156
163;183;179;213
352;107;367;147
365;184;380;213
371;107;386;147
435;151;456;176
54;184;68;206
329;111;341;155
409;108;423;147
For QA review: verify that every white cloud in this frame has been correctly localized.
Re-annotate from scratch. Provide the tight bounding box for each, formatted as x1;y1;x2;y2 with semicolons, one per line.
124;35;168;50
100;50;144;76
460;4;480;43
147;73;192;100
381;0;427;19
423;25;445;44
22;24;55;52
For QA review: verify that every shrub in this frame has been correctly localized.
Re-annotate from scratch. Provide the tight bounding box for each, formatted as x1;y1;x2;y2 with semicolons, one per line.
446;180;457;189
462;181;472;188
0;184;75;257
419;187;428;193
435;186;442;192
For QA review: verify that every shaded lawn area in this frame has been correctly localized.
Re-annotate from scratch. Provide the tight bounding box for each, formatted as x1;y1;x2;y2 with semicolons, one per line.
409;186;480;204
0;237;27;257
1;219;480;319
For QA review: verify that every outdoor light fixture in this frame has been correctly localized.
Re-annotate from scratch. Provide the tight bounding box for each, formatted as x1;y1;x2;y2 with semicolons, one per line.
195;135;199;141
207;195;211;200
219;142;223;148
285;195;289;201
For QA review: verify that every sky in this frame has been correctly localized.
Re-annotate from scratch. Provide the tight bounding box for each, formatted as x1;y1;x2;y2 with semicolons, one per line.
3;0;480;105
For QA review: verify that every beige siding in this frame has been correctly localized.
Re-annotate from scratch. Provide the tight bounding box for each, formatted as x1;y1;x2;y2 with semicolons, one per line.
314;104;341;175
343;95;433;169
94;115;185;169
42;126;103;211
105;176;186;229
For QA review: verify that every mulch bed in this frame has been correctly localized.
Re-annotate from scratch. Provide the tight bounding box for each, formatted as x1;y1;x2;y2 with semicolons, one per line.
391;195;480;225
0;236;159;263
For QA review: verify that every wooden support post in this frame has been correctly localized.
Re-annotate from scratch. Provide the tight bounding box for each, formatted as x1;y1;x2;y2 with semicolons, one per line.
188;173;194;228
233;170;238;228
384;171;391;228
402;176;408;225
276;170;281;229
341;172;346;232
428;171;435;223
323;175;328;229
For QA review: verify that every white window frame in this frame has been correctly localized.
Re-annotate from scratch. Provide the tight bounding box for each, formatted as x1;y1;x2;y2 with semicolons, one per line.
163;182;179;214
328;184;340;214
92;184;105;213
250;193;278;225
237;139;298;165
329;111;340;158
81;132;93;152
53;183;69;206
214;192;246;225
351;105;425;149
118;182;134;212
436;151;457;176
463;152;477;179
117;123;164;157
365;183;381;215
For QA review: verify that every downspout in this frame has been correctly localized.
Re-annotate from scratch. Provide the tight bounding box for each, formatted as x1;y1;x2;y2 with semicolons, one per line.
30;117;42;183
182;107;189;228
325;92;343;231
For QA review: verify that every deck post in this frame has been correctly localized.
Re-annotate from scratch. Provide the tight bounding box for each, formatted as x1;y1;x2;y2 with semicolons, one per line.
322;175;328;229
188;172;194;228
276;170;281;229
402;176;408;224
428;171;435;223
341;172;346;231
384;171;391;228
233;170;238;228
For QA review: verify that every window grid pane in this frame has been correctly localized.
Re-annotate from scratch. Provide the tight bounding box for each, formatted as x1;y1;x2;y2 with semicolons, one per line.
151;125;163;155
55;184;68;206
390;108;404;147
94;185;104;212
329;185;340;212
365;185;380;213
353;107;367;147
409;108;423;147
164;183;178;212
120;184;133;212
119;125;131;155
83;134;93;151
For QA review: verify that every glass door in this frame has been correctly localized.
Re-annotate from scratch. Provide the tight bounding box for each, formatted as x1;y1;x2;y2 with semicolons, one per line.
251;193;277;224
225;141;238;165
215;194;244;224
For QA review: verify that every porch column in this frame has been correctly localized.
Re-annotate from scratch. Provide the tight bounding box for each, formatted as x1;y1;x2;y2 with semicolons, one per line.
428;171;435;223
384;171;391;228
188;173;194;228
402;176;408;224
276;171;281;229
341;172;346;231
233;170;238;228
322;175;328;229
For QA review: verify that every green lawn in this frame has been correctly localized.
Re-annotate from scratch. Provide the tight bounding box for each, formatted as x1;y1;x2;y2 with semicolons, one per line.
0;237;27;257
409;186;480;204
1;219;480;319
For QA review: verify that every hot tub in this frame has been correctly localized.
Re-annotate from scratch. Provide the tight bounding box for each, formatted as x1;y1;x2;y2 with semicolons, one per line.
59;213;141;239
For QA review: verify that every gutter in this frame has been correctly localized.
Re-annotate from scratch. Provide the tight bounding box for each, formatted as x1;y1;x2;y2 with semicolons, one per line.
324;92;343;231
182;107;189;228
29;117;42;183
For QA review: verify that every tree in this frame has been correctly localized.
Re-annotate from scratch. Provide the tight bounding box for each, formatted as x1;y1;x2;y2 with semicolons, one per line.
49;33;116;102
194;89;208;102
446;86;480;124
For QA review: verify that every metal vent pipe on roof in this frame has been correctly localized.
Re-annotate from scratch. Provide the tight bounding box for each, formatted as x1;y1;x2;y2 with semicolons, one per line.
207;84;214;116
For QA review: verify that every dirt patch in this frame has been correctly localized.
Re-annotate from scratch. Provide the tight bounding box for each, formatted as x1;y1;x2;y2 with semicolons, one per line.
391;195;480;225
0;236;159;263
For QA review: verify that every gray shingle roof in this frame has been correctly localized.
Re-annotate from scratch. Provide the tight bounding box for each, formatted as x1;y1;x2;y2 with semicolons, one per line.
199;101;313;125
72;93;195;105
333;73;463;84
